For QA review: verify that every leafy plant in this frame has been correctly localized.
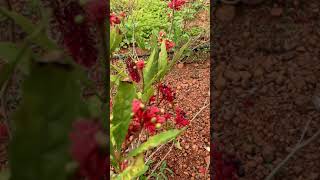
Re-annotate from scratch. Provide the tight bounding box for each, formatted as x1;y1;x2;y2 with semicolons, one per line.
110;0;192;178
111;0;207;51
148;161;174;180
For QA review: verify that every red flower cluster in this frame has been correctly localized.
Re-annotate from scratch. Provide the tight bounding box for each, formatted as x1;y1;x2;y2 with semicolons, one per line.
135;60;145;70
128;100;170;135
53;1;98;68
212;145;242;180
84;0;107;25
110;12;121;26
168;0;186;10
175;108;189;126
149;95;156;104
165;39;175;51
159;84;175;103
69;120;106;180
125;58;141;83
158;31;175;51
119;11;126;18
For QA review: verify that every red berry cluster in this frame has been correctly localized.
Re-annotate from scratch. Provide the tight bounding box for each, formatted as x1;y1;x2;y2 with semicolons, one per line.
110;12;121;26
159;84;176;103
128;100;171;135
175;108;189;126
127;94;190;137
52;1;100;68
110;11;126;26
125;58;144;83
158;31;175;51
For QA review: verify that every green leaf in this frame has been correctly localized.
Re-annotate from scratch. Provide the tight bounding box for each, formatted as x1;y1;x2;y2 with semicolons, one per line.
160;172;168;180
174;140;182;150
142;88;154;104
0;42;32;74
169;40;191;70
136;35;146;49
157;41;168;80
143;48;158;91
0;44;31;90
0;170;10;180
0;7;57;50
111;81;136;150
110;27;123;54
0;42;20;62
9;63;82;180
110;75;120;87
128;129;183;157
165;167;174;175
114;154;149;180
86;95;102;118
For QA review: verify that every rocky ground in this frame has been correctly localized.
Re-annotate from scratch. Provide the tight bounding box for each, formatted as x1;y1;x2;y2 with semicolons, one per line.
213;0;320;179
151;58;210;180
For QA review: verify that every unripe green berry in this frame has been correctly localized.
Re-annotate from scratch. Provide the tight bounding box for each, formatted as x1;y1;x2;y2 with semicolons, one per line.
151;117;157;123
155;123;161;129
74;14;84;24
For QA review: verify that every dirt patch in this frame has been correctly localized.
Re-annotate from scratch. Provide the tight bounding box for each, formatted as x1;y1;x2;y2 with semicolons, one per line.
186;9;210;31
213;1;320;179
151;60;210;180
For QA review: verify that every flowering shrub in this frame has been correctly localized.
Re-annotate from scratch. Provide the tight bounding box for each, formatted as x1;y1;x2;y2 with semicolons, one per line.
168;0;187;10
113;0;205;50
0;0;107;180
110;0;191;178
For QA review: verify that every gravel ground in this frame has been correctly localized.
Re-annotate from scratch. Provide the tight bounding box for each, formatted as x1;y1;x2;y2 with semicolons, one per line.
213;1;320;179
152;59;210;180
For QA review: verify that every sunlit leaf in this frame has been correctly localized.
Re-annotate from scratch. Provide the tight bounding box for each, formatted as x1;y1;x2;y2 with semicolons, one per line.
128;129;183;157
114;154;148;180
111;81;136;150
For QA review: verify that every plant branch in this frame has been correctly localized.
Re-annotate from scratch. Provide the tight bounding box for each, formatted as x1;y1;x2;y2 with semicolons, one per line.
189;98;209;123
168;7;175;39
265;128;320;180
0;24;45;139
147;142;174;179
298;118;312;144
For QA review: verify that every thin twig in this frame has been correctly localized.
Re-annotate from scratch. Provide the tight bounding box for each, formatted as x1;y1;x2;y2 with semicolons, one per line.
130;0;139;60
190;98;209;123
265;128;320;180
144;98;209;166
298;118;312;144
147;142;174;179
145;143;166;163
